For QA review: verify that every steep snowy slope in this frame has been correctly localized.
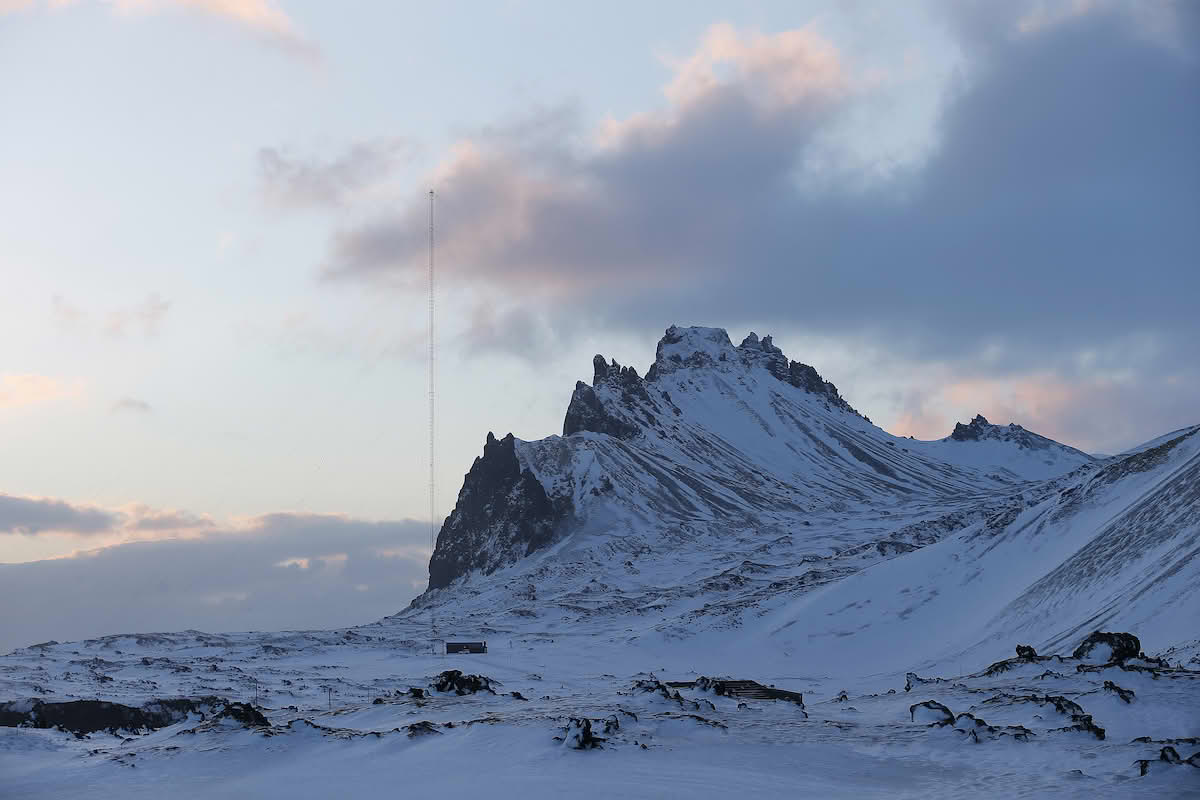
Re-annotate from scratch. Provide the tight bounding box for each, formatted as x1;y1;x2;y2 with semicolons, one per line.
424;326;1092;592
759;424;1200;677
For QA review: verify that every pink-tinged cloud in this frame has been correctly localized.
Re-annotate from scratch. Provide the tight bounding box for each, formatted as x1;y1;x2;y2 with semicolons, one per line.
8;0;318;60
886;370;1199;455
324;22;851;302
662;23;846;109
0;374;81;410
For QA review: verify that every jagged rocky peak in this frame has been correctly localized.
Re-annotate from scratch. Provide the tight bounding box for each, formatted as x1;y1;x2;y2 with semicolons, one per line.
951;414;997;441
426;431;567;592
563;325;861;438
948;413;1092;458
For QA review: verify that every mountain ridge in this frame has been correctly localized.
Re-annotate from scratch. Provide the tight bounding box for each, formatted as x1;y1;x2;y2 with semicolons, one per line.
421;325;1096;596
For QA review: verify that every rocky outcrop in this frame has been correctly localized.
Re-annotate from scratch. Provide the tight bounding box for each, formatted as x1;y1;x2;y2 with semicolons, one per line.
559;717;603;749
910;700;954;725
214;702;269;727
432;670;497;695
0;696;231;736
1072;631;1141;663
425;432;570;591
949;414;1094;462
561;355;646;439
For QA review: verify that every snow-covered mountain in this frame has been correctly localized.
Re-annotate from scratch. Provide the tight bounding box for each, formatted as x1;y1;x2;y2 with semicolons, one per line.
4;325;1197;797
411;326;1195;672
425;325;1093;592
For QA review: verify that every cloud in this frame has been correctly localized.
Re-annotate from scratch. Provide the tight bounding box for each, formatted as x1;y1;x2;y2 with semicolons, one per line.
258;138;416;210
317;10;1197;445
111;396;153;414
126;506;212;531
0;374;80;410
886;362;1200;454
0;494;120;535
105;293;171;338
0;513;429;652
53;293;171;339
5;0;318;61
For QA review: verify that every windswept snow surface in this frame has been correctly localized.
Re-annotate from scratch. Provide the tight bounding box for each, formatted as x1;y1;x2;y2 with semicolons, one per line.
2;327;1198;798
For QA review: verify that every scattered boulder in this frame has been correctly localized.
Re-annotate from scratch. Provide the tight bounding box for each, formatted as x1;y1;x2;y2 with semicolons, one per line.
1016;645;1038;659
405;721;441;738
910;700;954;726
559;718;603;750
432;670;496;696
510;691;528;701
1073;632;1141;664
407;687;427;699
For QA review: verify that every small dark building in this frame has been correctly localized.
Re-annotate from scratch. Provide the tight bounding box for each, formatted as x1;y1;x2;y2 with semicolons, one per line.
445;641;487;654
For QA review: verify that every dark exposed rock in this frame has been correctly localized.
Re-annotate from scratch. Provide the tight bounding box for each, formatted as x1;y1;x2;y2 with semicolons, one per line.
510;691;528;701
1073;631;1141;663
559;717;603;749
0;697;228;736
633;678;682;701
952;415;994;441
405;720;442;738
1103;681;1136;703
432;670;497;695
1050;714;1106;740
953;713;1035;743
1131;736;1200;746
563;380;638;439
407;687;426;699
214;702;269;728
909;700;954;725
905;672;952;692
425;432;570;591
1016;645;1038;659
1134;746;1200;776
948;415;1092;462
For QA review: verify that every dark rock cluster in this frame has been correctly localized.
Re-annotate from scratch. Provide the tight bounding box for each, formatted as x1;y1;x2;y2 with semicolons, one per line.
1134;746;1200;776
559;717;603;749
1072;631;1142;663
431;670;497;695
0;696;241;736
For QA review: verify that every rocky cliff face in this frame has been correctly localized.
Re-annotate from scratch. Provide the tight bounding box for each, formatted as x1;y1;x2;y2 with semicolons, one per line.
426;432;569;591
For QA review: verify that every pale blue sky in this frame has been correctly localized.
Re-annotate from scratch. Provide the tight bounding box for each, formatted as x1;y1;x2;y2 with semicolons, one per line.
0;0;1196;646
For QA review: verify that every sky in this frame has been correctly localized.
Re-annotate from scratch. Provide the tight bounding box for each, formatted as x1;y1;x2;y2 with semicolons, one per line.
0;0;1196;651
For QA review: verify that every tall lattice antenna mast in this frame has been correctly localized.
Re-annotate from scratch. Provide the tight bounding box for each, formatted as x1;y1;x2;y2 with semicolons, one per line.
428;189;436;640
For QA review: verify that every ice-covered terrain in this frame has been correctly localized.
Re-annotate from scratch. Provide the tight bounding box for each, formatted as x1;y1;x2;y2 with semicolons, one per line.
2;326;1198;798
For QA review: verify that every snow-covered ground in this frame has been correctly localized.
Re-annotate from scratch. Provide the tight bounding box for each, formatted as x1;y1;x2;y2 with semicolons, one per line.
2;625;1198;798
2;327;1198;797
